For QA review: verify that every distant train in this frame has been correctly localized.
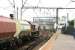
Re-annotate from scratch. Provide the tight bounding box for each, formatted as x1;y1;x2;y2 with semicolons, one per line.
0;15;40;49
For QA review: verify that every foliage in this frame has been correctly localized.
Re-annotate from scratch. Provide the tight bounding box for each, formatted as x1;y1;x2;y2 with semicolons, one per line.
61;20;75;35
68;20;74;26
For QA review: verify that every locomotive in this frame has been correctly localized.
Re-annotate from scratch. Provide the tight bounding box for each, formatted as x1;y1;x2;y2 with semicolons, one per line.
0;15;40;49
0;14;56;49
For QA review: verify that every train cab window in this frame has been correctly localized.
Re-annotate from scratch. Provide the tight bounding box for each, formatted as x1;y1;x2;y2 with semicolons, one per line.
31;25;36;31
10;14;14;19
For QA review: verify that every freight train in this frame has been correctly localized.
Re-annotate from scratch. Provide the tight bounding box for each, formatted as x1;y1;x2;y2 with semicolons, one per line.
0;14;56;50
0;15;40;50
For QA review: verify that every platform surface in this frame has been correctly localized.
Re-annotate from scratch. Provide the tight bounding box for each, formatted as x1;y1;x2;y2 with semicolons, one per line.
39;32;75;50
52;34;75;50
39;32;59;50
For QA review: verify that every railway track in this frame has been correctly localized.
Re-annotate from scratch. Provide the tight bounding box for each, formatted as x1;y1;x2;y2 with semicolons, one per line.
17;33;53;50
0;32;53;50
17;37;44;50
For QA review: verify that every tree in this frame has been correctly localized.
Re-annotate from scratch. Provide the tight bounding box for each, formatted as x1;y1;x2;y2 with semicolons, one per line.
68;20;74;26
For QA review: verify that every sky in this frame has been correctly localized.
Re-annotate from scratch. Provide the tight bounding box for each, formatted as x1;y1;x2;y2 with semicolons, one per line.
0;0;75;21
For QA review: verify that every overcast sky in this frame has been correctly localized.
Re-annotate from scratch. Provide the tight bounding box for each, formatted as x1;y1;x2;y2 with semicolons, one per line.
0;0;75;21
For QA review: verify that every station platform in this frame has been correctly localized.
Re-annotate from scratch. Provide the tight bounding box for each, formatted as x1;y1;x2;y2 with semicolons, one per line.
39;32;59;50
52;33;75;50
39;32;75;50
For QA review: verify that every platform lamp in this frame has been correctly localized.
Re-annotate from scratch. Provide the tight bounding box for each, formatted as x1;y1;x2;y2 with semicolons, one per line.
71;0;75;2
